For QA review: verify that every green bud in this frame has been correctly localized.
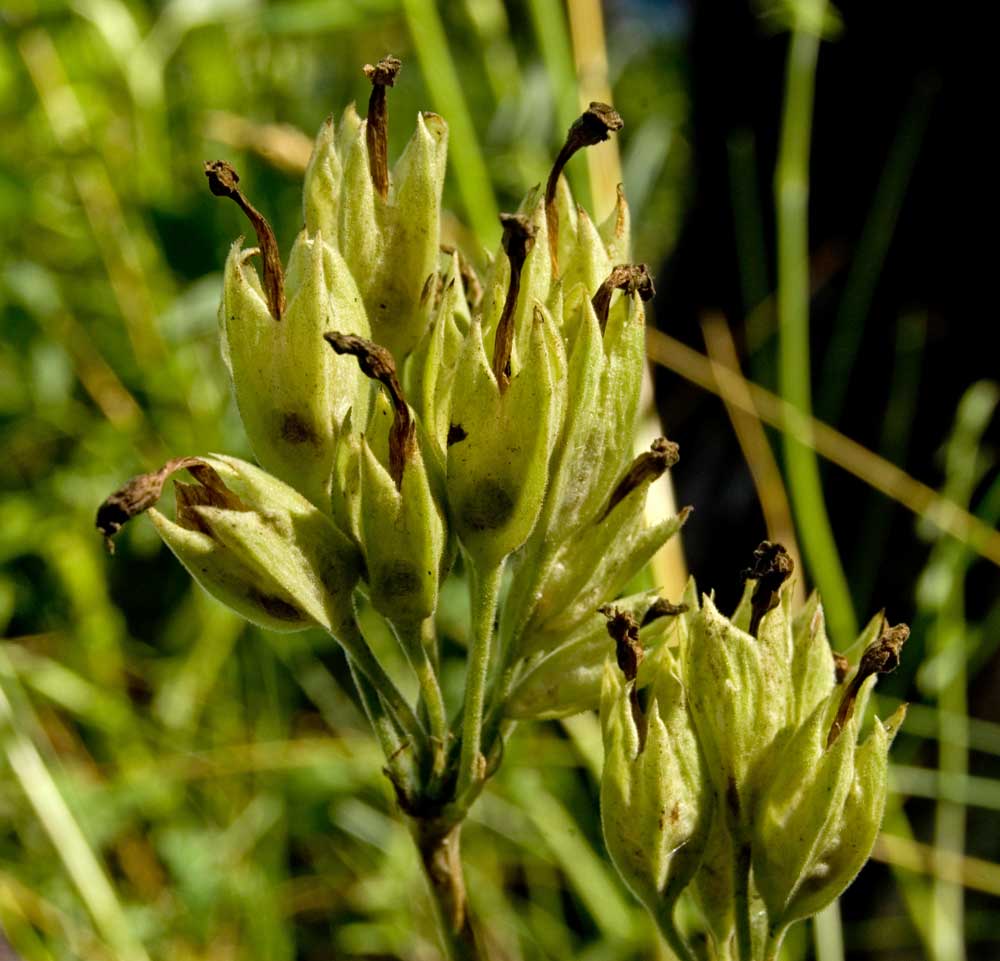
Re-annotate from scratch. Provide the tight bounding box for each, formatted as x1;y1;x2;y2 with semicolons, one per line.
789;591;838;724
324;332;448;626
685;590;794;835
336;109;448;362
303;114;342;239
506;593;687;719
445;311;562;570
404;252;468;460
219;230;370;510
518;440;688;648
96;455;360;633
751;679;871;924
358;435;444;625
600;641;713;915
778;704;905;926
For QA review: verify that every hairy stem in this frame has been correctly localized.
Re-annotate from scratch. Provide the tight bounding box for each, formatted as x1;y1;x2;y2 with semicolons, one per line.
456;560;504;797
393;618;448;759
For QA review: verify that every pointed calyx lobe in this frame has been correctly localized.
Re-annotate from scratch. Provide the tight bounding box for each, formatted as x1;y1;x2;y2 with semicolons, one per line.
602;437;679;520
492;212;537;392
601;605;647;750
592;264;655;332
742;540;794;637
545;102;624;274
95;457;239;552
324;332;415;489
363;55;402;200
204;160;285;320
827;620;909;747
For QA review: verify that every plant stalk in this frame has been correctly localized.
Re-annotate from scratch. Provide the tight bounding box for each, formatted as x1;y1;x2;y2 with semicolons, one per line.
775;4;857;648
456;559;504;797
415;820;482;961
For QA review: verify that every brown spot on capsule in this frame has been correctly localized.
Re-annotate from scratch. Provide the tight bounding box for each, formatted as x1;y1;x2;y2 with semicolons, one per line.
280;412;318;445
601;605;647;751
492;212;537;393
827;619;909;747
545;102;624;276
324;332;415;490
204;160;285;321
447;423;468;446
592;263;655;333
248;589;304;622
363;55;402;200
742;541;794;637
601;437;679;521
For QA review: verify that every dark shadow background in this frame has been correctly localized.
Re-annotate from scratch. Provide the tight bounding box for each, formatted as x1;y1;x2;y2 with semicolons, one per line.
654;3;997;954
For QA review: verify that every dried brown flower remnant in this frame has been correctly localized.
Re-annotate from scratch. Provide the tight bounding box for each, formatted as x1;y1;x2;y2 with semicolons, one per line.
743;541;794;637
545;102;624;275
363;55;402;200
592;263;655;332
324;332;415;489
95;457;237;552
204;160;285;320
641;597;689;627
492;213;537;393
833;651;851;684
827;621;909;747
602;437;679;521
601;605;646;751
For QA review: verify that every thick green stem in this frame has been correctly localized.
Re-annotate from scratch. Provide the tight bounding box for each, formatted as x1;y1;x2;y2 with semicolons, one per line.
733;844;754;961
414;820;482;961
456;559;504;797
775;5;857;648
652;899;699;961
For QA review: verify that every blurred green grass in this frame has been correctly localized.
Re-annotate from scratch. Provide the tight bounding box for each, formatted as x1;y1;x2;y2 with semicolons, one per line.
1;2;997;960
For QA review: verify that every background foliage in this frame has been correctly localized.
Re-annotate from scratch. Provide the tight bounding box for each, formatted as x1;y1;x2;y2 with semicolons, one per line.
1;1;996;959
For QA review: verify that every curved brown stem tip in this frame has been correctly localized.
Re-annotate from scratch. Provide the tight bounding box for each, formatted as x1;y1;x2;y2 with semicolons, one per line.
492;213;537;392
324;331;415;488
743;541;794;637
573;102;625;144
545;102;624;275
827;620;909;747
499;212;537;268
592;263;656;331
602;437;679;520
364;56;402;199
204;159;285;320
96;457;227;553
